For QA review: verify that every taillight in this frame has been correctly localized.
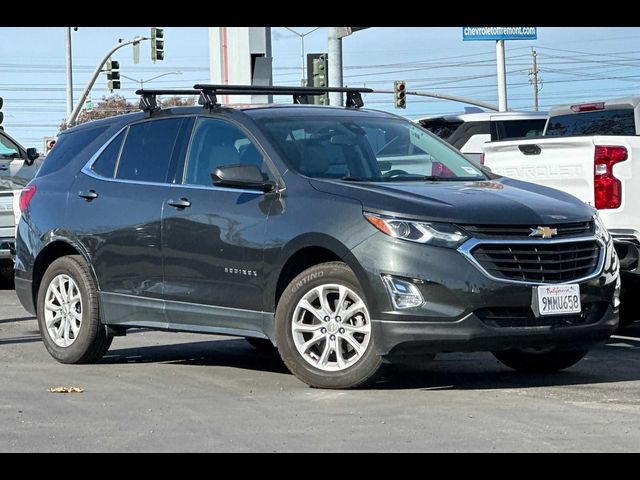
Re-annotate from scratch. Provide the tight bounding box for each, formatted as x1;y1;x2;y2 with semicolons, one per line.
19;185;37;213
594;146;627;210
479;153;485;165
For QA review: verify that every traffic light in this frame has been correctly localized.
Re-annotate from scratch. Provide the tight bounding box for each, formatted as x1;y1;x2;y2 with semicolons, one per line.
394;81;406;109
311;54;329;105
106;59;120;91
151;27;164;62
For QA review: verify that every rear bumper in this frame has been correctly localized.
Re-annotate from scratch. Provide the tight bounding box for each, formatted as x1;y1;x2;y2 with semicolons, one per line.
0;237;15;262
374;305;618;356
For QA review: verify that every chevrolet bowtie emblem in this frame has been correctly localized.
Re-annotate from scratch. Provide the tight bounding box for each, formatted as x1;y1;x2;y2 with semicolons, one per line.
529;226;558;239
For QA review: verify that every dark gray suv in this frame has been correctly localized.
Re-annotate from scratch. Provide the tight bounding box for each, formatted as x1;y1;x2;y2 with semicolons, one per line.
14;85;620;389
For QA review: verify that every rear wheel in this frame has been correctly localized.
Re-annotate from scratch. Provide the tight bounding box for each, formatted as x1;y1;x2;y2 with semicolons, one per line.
275;262;382;389
37;255;113;364
493;347;588;373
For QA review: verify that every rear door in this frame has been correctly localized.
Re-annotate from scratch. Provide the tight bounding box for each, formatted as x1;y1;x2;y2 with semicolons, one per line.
66;117;188;328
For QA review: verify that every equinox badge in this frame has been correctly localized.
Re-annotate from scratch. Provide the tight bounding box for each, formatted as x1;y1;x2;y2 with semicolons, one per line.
529;226;558;239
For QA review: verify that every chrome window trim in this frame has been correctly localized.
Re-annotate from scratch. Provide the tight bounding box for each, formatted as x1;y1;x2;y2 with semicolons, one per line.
457;236;606;286
80;118;264;195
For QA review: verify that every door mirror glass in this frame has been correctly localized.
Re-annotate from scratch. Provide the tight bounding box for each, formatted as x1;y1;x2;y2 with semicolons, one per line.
25;148;39;165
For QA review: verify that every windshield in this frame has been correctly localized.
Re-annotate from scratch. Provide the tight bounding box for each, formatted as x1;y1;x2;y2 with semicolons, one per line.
256;116;486;182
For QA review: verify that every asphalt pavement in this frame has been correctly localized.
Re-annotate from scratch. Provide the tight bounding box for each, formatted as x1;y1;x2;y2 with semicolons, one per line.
1;278;639;452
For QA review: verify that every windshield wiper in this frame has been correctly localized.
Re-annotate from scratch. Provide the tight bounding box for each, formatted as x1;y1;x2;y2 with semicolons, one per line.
340;175;367;182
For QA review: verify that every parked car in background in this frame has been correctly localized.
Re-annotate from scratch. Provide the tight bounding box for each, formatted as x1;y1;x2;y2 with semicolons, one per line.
0;129;41;281
416;110;547;165
14;85;620;389
482;97;640;327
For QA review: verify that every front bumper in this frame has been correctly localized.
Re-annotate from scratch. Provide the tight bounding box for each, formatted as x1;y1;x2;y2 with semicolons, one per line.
350;232;619;356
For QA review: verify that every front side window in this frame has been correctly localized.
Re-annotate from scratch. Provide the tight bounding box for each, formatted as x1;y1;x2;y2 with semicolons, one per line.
184;118;268;186
256;116;486;182
116;118;183;183
0;135;20;159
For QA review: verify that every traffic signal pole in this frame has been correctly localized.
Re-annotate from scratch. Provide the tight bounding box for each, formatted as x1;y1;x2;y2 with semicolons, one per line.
496;40;507;112
67;36;146;127
374;88;500;111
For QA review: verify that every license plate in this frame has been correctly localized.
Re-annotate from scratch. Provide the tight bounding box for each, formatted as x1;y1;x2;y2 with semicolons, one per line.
534;285;581;317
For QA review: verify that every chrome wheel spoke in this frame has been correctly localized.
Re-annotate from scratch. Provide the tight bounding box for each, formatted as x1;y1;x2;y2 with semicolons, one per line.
341;323;369;334
317;286;333;316
335;341;347;369
318;339;331;368
298;299;326;323
292;323;323;333
300;333;325;353
341;301;365;321
341;333;365;356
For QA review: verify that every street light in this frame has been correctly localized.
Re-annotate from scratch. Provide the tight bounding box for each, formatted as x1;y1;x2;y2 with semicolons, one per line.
119;71;183;90
283;27;321;86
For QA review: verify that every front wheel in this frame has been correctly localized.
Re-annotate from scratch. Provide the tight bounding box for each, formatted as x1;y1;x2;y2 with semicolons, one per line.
37;255;113;364
493;347;588;373
275;262;382;389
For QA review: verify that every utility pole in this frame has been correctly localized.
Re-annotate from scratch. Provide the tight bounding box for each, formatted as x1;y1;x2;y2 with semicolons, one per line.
65;28;74;119
529;48;541;111
496;40;507;112
328;27;344;107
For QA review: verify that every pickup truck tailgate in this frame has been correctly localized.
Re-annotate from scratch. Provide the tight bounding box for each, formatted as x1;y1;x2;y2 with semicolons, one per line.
483;137;597;205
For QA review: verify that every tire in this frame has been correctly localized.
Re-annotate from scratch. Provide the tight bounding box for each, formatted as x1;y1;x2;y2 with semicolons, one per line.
275;262;382;389
36;255;113;364
493;347;588;373
245;337;275;351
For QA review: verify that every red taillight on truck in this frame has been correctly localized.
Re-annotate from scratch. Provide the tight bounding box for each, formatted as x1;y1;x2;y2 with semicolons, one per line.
594;146;627;210
479;153;485;165
19;185;37;213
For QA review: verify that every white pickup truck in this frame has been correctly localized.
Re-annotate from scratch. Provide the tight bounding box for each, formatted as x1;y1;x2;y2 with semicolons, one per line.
0;129;41;281
482;97;640;326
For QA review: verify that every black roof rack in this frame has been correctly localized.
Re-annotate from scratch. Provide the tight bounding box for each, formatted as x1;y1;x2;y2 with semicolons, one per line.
135;84;374;114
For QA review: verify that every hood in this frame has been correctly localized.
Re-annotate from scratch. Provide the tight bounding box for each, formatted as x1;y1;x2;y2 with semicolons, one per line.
309;177;595;225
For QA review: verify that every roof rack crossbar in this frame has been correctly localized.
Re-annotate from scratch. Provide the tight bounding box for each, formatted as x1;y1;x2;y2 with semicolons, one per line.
134;85;374;111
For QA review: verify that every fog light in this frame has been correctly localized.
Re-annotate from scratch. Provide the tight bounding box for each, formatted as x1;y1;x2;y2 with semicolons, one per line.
382;275;424;310
613;275;621;309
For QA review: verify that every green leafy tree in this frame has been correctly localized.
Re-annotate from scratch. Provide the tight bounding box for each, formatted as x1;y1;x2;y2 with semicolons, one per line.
59;95;137;131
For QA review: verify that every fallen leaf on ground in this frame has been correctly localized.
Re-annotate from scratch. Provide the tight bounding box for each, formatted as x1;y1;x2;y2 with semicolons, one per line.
47;387;84;394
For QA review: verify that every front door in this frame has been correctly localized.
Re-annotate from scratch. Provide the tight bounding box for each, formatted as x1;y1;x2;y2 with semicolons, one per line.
161;117;277;334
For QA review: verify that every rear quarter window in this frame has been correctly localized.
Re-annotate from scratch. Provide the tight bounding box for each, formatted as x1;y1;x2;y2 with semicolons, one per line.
37;125;109;177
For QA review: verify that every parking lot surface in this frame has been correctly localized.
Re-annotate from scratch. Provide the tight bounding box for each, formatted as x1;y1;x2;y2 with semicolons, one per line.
1;281;639;452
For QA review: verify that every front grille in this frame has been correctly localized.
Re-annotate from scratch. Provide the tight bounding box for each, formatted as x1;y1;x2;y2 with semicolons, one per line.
462;221;593;239
476;302;607;328
470;240;601;283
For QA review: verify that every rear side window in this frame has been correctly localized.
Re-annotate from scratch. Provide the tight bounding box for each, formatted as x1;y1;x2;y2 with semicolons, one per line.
116;118;183;183
38;126;109;177
419;120;463;140
491;119;546;141
91;131;125;178
546;109;636;137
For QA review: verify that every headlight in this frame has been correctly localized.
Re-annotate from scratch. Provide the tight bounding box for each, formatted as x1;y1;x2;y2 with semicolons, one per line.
594;214;611;242
364;212;468;248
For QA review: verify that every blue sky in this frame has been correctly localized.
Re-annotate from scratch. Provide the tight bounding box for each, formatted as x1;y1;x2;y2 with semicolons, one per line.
1;27;640;147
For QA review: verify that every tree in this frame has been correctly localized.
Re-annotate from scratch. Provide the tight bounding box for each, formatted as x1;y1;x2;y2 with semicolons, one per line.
160;96;196;107
59;95;137;131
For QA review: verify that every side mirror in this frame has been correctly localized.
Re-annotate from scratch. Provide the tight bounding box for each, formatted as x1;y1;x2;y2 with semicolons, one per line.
211;164;276;193
25;148;39;165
